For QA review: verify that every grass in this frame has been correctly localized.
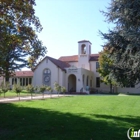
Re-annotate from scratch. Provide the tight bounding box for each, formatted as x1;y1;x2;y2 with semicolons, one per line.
0;95;140;140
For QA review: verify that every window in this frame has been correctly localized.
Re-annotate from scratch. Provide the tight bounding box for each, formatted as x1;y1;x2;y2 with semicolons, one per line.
96;77;100;87
15;78;17;84
81;44;86;54
29;78;32;84
90;79;92;87
83;75;85;85
26;78;28;86
131;84;135;88
96;62;100;71
12;78;17;85
86;76;89;86
126;84;135;88
20;78;22;86
43;68;51;86
23;78;25;86
12;78;14;85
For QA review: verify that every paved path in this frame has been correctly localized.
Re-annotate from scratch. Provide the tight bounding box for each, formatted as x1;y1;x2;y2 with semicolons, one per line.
0;94;71;103
0;93;132;103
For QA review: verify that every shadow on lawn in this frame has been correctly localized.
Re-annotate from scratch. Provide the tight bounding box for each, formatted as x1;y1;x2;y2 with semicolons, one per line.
0;103;139;140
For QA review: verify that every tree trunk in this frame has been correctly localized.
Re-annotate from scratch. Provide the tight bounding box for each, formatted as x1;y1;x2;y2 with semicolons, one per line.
110;83;112;93
31;92;32;99
5;65;10;83
19;93;20;101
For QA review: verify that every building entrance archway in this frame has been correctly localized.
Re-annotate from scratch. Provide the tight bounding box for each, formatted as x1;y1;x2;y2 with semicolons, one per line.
68;74;76;92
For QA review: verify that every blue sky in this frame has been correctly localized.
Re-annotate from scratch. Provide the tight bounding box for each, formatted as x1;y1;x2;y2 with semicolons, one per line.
34;0;113;59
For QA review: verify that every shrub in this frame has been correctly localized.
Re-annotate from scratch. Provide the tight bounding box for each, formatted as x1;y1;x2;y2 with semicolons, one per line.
13;84;22;100
61;86;66;94
39;85;46;93
34;86;38;92
54;82;61;96
26;84;34;93
46;86;51;92
13;84;22;94
1;82;10;98
39;85;46;98
46;86;53;98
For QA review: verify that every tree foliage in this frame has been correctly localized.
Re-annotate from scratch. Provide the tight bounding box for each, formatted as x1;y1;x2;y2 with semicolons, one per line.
26;84;35;99
54;82;61;97
98;49;113;84
0;82;9;98
61;86;66;94
13;83;22;100
100;0;140;86
46;86;53;98
39;85;46;98
0;0;47;81
26;84;34;93
98;49;116;92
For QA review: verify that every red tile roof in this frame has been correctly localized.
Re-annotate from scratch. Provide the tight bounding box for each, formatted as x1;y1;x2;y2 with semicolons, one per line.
14;71;33;77
89;54;99;61
34;54;99;72
59;54;99;62
58;55;78;62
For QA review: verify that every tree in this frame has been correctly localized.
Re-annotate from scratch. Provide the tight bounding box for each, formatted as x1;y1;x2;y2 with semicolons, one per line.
26;84;34;99
13;84;22;100
98;49;116;93
39;85;46;99
61;86;66;94
1;82;9;98
46;86;53;98
54;82;61;97
100;0;140;87
0;0;47;81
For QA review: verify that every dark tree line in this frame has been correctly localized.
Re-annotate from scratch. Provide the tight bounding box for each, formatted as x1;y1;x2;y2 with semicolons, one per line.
99;0;140;87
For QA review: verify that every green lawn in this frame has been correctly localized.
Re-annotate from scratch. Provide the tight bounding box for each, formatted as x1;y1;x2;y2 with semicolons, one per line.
0;95;140;140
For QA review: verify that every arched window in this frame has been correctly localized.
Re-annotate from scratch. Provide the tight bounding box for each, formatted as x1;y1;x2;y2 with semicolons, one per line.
43;68;51;86
86;76;89;86
83;75;85;85
81;44;86;54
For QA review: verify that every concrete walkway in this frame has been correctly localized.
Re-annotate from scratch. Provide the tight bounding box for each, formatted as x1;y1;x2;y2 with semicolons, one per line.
0;94;71;103
0;93;132;103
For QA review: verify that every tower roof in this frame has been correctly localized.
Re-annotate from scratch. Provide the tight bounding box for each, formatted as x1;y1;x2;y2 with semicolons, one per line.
78;40;92;44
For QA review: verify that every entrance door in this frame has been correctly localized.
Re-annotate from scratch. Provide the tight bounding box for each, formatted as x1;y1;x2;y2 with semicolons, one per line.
68;74;76;92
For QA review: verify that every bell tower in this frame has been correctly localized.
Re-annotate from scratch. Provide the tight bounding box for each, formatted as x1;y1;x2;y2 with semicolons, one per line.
78;40;92;70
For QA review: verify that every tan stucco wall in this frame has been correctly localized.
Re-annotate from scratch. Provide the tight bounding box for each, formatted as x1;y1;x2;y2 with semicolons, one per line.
68;62;78;67
78;54;90;70
33;58;66;90
65;67;94;92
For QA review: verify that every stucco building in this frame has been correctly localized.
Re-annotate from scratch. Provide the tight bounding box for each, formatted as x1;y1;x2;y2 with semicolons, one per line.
32;40;140;94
